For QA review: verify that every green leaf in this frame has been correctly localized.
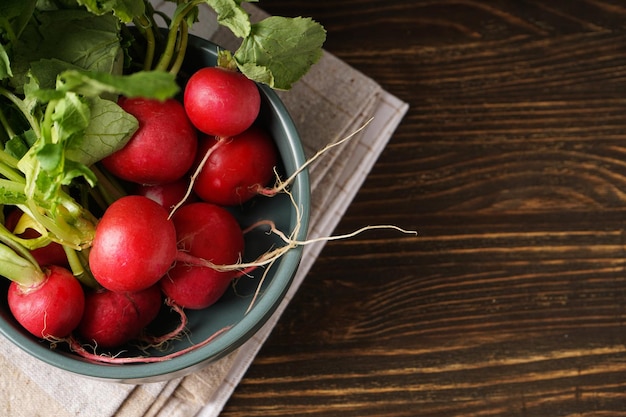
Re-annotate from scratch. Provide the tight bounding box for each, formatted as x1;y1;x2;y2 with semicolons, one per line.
33;164;57;200
236;62;273;86
51;92;91;143
0;0;37;41
61;159;97;187
36;142;63;172
65;96;138;166
29;58;84;91
204;0;251;39
26;87;65;104
34;0;81;11
234;16;326;90
22;94;135;201
57;69;179;100
171;1;199;29
75;0;145;23
9;9;122;92
5;134;31;160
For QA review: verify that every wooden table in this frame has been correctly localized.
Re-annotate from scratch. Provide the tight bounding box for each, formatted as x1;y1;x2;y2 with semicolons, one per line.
222;1;626;415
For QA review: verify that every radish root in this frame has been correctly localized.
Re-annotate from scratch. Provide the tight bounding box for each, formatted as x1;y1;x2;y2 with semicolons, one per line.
259;117;374;197
67;325;232;364
168;137;229;219
139;298;189;348
166;117;417;313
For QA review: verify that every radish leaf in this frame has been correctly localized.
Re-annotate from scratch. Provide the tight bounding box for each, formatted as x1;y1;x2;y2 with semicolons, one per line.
65;96;138;167
75;0;145;23
234;16;326;90
9;10;121;92
204;0;251;38
56;69;179;100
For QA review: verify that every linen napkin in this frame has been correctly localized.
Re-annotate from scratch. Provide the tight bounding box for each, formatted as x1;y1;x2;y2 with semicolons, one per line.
0;3;408;416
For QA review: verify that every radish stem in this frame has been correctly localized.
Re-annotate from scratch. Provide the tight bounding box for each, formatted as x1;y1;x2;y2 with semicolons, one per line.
0;243;43;287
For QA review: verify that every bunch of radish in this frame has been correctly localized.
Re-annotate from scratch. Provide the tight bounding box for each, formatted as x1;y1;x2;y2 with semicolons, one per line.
5;61;287;359
1;2;416;364
0;0;328;362
0;0;416;364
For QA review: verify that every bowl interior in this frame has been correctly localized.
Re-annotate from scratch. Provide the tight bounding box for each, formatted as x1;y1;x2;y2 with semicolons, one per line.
0;34;310;383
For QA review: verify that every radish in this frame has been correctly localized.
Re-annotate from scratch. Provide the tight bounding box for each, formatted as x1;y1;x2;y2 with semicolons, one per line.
193;126;278;206
76;284;162;349
8;265;85;339
89;195;177;293
183;66;261;137
162;262;233;311
161;202;245;309
101;97;198;185
135;178;198;212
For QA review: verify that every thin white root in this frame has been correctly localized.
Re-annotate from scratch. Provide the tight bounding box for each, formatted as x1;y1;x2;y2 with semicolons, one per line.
203;188;417;274
169;117;416;313
259;117;375;196
170;117;373;218
187;117;416;274
168;137;228;219
244;257;276;315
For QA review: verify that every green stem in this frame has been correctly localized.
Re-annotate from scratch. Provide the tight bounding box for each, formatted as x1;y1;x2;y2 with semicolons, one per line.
217;49;239;71
0;148;20;169
134;14;156;71
0;222;42;272
19;195;96;251
0;106;17;139
0;223;43;287
91;163;127;205
155;0;201;72
41;99;56;145
19;202;76;249
0;87;41;139
86;184;108;214
2;231;51;252
0;177;27;199
0;243;44;287
168;20;189;75
0;160;25;183
63;246;100;289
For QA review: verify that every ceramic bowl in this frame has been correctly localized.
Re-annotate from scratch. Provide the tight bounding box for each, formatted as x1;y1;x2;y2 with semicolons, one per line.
0;33;310;383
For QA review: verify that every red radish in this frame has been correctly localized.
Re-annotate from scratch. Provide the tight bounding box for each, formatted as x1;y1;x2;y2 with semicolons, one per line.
193;126;278;206
77;285;162;348
102;97;198;185
27;241;68;269
163;265;232;311
183;66;260;137
135;178;197;211
161;202;245;309
89;195;177;293
8;265;84;339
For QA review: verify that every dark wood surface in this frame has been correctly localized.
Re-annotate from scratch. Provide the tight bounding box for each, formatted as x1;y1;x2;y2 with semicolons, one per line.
222;1;626;415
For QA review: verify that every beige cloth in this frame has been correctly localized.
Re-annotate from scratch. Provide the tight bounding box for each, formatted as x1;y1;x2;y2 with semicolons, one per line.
0;3;408;416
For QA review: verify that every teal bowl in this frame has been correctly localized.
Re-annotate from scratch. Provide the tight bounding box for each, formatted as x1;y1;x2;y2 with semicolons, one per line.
0;33;310;383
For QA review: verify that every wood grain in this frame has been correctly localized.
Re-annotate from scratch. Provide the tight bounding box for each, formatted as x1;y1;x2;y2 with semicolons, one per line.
221;1;626;416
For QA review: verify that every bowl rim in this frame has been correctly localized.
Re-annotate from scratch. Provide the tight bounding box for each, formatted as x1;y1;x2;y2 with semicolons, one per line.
0;34;311;382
